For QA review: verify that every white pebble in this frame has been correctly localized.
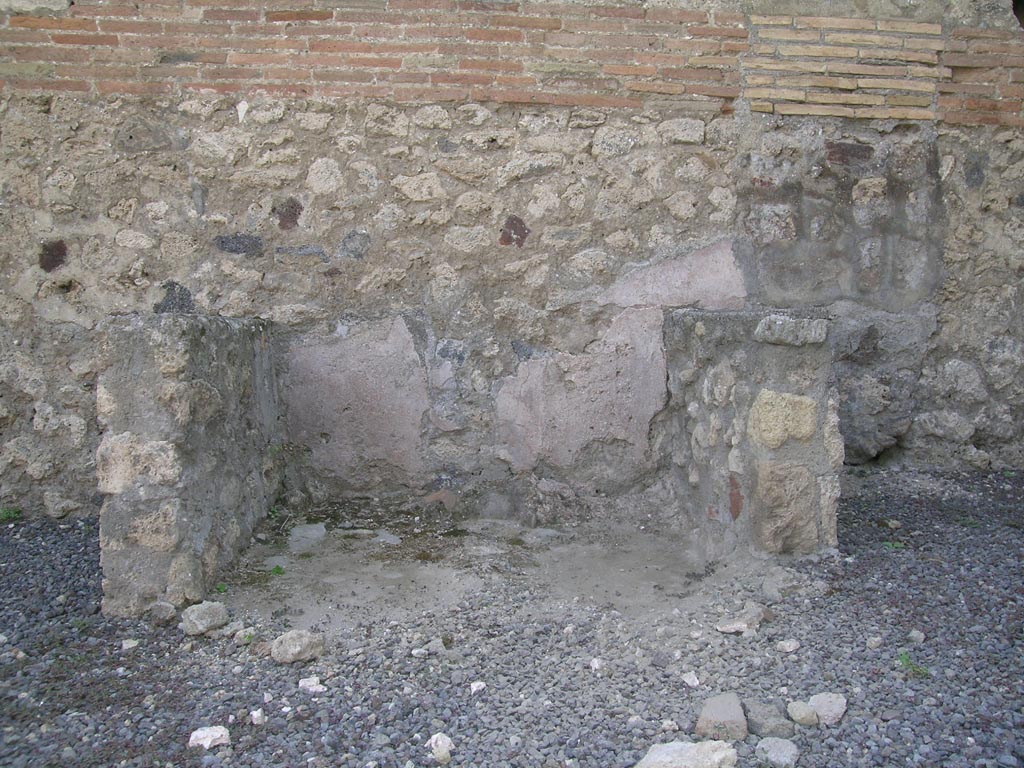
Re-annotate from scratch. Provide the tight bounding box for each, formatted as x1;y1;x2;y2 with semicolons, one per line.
188;726;230;750
589;658;604;672
682;671;700;688
470;681;487;695
299;676;327;694
427;732;455;764
776;639;800;653
867;636;884;649
250;708;266;725
908;629;925;644
121;639;139;651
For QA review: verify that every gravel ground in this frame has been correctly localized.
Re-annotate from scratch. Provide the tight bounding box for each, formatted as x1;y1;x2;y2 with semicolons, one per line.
1;468;1021;768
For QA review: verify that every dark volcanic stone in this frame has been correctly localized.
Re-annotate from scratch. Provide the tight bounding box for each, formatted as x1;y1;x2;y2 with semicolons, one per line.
153;281;195;314
39;240;67;272
214;233;264;256
338;230;371;260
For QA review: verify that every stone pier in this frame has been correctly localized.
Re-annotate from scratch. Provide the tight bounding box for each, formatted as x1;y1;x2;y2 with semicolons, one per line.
94;315;280;617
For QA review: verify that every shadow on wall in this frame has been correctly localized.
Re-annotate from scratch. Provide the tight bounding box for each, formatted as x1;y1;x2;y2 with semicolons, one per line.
1016;0;1024;27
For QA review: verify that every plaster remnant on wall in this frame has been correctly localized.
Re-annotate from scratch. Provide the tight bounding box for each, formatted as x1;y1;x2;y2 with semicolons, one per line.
494;307;667;480
284;317;430;490
602;241;746;311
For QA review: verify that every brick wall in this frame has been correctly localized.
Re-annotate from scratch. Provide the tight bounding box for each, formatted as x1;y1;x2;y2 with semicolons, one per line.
0;1;1021;125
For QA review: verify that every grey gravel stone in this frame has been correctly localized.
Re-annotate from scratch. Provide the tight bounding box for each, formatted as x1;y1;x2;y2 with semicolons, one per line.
744;700;795;738
1;469;1022;768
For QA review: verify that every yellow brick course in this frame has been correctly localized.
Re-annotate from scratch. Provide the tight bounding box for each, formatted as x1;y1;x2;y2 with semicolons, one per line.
887;94;933;107
750;16;792;25
807;91;885;105
759;29;821;42
746;58;828;73
746;87;806;101
775;102;856;116
876;20;942;35
794;17;876;30
826;32;903;47
855;106;936;119
857;78;937;92
778;44;860;59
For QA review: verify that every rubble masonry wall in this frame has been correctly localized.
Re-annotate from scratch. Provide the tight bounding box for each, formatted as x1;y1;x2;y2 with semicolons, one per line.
0;0;1020;540
94;314;280;616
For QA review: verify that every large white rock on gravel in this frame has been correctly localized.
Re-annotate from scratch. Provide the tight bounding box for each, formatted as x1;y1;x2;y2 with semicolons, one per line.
808;692;847;726
271;629;324;663
755;737;800;768
632;740;737;767
179;601;229;636
695;692;748;741
188;726;230;749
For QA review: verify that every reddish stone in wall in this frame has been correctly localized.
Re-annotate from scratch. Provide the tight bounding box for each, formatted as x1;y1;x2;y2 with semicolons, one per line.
499;215;530;247
729;474;744;520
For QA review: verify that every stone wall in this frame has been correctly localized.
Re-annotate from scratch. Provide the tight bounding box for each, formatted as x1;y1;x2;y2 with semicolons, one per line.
0;316;99;517
0;0;1021;531
94;314;280;617
663;311;841;558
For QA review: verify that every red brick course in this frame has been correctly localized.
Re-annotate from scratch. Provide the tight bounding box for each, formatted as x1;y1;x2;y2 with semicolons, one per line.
0;3;1019;123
